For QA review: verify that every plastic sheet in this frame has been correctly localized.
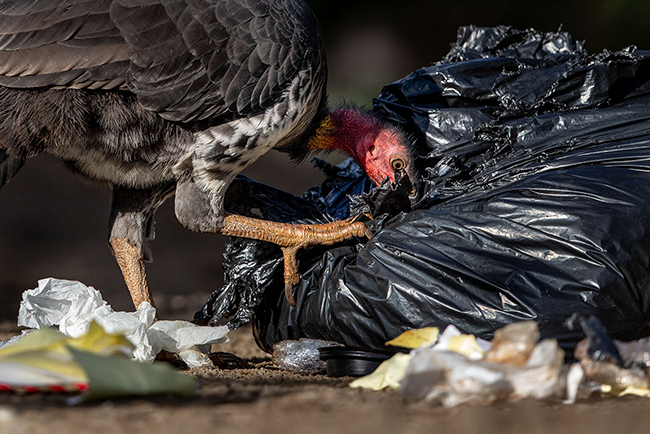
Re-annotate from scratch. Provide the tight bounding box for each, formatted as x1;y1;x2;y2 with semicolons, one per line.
271;338;341;374
20;278;229;367
196;26;650;354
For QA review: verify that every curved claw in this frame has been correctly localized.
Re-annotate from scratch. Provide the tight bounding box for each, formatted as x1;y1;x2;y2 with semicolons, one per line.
349;214;373;239
282;246;299;308
284;282;296;308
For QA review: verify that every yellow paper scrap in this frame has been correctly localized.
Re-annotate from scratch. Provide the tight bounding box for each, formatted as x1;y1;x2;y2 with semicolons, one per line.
66;321;134;356
385;327;439;349
447;334;485;360
0;328;69;358
0;322;132;359
601;384;650;397
349;353;413;391
0;322;133;387
0;328;84;383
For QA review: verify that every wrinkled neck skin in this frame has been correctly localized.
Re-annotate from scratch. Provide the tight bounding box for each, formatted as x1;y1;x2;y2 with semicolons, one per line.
330;109;384;168
308;108;381;166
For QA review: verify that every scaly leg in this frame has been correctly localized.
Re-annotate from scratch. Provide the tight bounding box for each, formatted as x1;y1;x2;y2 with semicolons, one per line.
109;237;154;308
108;184;174;309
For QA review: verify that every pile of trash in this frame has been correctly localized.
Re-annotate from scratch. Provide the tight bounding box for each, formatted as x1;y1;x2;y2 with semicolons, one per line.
0;278;229;401
271;317;650;407
18;278;229;367
0;321;197;402
245;27;650;407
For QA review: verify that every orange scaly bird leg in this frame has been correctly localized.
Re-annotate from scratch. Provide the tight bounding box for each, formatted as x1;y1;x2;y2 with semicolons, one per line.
219;214;372;307
109;237;155;308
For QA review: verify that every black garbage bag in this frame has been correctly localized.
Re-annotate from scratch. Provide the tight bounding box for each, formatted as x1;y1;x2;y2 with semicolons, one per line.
196;25;650;353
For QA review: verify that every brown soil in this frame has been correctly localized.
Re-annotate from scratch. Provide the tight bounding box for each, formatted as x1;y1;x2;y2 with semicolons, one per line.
1;321;649;434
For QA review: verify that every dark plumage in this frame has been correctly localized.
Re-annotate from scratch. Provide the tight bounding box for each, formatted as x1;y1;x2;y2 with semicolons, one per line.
0;0;414;309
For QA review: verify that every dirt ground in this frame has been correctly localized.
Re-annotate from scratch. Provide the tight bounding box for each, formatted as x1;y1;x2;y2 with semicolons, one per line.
0;320;649;434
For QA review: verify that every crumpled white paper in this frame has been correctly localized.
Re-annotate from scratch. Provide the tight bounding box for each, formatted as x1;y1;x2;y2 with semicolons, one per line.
17;278;229;367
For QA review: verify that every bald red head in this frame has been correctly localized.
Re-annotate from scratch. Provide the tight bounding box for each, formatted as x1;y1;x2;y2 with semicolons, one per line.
308;108;414;185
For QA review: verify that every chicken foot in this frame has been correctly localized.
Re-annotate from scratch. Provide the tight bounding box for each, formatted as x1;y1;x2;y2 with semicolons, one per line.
219;214;372;307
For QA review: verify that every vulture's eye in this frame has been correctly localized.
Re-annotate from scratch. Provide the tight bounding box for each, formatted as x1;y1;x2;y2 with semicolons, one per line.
390;157;405;171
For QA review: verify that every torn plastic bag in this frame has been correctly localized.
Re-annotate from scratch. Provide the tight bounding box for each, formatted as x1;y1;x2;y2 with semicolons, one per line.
196;26;650;354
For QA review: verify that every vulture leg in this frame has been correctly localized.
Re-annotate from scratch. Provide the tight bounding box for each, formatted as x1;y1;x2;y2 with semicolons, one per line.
175;180;371;307
109;237;153;308
108;183;175;308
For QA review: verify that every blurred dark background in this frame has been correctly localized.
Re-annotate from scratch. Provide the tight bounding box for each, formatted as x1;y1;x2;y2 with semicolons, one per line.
1;0;649;321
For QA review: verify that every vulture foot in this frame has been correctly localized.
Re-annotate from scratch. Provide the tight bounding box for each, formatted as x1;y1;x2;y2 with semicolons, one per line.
220;214;373;307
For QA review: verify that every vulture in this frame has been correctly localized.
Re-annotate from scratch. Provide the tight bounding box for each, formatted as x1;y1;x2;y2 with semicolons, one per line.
0;0;415;309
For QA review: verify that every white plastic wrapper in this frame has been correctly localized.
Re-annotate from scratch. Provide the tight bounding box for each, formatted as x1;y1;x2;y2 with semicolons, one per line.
400;337;565;406
17;278;229;367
